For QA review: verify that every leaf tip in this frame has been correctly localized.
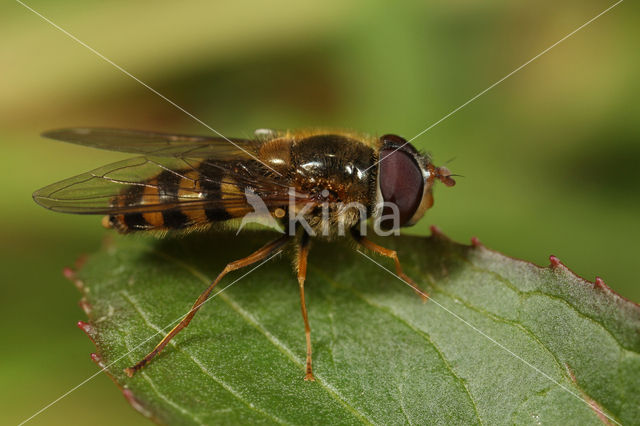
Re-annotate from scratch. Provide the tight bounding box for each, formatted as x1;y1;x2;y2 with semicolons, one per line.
63;267;86;292
62;266;75;280
122;388;153;419
429;225;453;241
77;320;96;340
90;352;106;368
78;297;92;315
549;255;562;268
546;256;640;308
594;276;610;291
90;351;126;390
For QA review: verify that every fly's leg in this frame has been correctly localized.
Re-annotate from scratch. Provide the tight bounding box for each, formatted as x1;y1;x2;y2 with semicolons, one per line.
296;231;315;381
350;228;428;302
125;234;290;377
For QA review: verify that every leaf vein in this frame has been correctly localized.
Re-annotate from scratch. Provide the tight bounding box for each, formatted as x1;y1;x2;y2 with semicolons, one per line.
120;290;289;425
397;382;413;426
115;319;205;425
452;252;629;350
422;273;619;424
313;267;483;425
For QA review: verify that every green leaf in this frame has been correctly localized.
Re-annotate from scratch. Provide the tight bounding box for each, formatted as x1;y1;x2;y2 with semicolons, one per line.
72;231;640;425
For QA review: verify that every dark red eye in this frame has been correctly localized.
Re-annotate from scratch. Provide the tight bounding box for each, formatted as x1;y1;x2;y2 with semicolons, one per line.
379;148;424;228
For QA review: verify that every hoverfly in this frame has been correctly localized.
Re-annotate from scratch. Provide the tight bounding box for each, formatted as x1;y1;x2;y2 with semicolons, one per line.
33;127;455;381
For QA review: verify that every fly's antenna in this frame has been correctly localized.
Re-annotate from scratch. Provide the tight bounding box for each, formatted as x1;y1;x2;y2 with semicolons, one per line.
435;166;457;187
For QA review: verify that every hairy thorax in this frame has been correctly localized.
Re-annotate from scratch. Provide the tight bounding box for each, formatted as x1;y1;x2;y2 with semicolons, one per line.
287;134;377;239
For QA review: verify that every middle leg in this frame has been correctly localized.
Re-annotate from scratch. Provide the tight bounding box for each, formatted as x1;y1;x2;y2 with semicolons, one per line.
296;230;315;381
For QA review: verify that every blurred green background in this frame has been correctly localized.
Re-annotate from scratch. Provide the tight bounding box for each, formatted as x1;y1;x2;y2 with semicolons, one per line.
2;0;638;424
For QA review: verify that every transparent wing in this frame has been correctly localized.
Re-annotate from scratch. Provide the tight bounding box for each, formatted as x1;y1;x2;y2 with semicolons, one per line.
33;155;307;215
42;127;257;158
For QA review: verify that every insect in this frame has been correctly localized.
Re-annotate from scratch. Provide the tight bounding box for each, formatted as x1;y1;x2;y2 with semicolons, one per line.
33;127;455;381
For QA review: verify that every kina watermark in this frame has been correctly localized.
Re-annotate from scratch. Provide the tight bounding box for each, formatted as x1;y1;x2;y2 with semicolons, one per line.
236;187;402;237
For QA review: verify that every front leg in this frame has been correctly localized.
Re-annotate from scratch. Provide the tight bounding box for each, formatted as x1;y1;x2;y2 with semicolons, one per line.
350;227;428;302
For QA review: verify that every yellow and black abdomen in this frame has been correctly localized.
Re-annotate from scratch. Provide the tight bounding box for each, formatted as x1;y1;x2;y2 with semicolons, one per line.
107;160;237;233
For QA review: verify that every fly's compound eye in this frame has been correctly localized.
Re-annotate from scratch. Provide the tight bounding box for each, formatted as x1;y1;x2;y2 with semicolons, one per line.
378;148;424;229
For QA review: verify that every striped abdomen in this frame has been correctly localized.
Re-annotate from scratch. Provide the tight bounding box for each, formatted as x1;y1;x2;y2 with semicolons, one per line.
106;160;246;233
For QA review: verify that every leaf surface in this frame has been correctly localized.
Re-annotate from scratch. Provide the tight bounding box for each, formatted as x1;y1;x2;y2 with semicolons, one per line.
73;231;640;425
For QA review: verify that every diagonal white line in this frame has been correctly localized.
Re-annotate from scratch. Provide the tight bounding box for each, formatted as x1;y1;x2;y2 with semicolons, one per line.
357;250;621;426
18;249;283;426
16;0;282;177
366;0;624;173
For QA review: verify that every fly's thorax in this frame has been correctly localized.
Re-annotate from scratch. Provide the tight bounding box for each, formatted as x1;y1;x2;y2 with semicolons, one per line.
290;134;376;205
283;133;378;238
